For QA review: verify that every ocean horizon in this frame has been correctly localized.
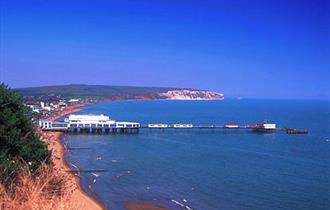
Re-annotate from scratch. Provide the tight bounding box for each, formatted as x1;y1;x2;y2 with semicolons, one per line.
62;99;329;210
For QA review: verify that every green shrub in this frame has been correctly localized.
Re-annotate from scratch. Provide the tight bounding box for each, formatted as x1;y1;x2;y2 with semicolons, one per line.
0;83;50;187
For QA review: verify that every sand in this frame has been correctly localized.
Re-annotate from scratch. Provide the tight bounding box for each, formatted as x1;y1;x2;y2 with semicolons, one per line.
42;103;105;210
47;131;104;210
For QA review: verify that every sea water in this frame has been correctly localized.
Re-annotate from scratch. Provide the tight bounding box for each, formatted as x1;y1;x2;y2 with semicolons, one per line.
62;99;329;210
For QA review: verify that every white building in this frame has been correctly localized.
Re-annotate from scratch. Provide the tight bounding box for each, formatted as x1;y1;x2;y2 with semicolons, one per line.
66;114;140;128
40;101;52;111
39;120;52;129
42;106;52;111
262;123;276;129
26;105;40;113
39;114;140;131
69;99;80;103
173;124;193;128
148;124;169;128
67;114;115;126
224;124;239;128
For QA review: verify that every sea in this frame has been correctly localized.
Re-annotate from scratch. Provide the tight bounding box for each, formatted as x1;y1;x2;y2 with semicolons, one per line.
62;99;329;210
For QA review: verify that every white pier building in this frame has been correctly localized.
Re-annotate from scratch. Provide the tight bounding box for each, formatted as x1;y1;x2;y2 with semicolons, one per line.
39;114;140;133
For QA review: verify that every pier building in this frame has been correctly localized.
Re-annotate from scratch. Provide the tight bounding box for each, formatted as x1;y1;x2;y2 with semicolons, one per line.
224;124;239;128
148;124;169;128
39;114;140;133
173;124;193;128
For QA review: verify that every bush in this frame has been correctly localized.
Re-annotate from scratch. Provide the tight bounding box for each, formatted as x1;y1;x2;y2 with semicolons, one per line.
0;83;50;188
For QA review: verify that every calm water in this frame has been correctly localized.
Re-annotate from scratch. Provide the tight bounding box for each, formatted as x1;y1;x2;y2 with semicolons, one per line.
62;99;329;210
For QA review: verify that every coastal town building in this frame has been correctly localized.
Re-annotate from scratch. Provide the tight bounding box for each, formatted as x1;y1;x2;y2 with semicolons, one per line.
69;99;79;103
40;101;53;111
26;104;40;113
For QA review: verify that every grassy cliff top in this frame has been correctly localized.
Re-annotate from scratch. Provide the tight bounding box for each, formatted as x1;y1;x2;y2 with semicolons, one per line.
15;84;190;99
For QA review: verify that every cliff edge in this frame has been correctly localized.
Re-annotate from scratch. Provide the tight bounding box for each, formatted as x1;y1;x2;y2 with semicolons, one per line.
158;89;224;100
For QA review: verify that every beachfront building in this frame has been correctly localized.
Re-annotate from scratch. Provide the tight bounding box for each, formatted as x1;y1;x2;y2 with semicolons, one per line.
39;114;140;133
67;114;140;129
39;120;52;129
66;114;139;128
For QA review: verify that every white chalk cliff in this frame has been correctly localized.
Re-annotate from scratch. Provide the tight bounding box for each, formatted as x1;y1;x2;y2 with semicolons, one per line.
158;90;224;100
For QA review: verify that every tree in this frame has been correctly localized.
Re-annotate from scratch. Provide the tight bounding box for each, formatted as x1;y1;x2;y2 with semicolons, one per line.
0;83;50;186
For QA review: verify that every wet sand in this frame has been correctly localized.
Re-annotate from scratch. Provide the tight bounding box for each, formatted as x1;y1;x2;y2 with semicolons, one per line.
125;202;169;210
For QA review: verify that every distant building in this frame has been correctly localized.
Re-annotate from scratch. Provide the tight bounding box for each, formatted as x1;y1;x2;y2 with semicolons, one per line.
51;104;59;109
39;120;52;129
69;99;79;103
224;124;239;128
39;101;52;111
253;123;277;133
148;124;169;128
42;106;52;111
26;104;40;113
262;123;276;129
173;124;193;128
58;101;67;107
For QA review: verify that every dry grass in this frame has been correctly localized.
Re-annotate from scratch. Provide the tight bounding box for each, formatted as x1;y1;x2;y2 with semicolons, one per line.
0;162;77;210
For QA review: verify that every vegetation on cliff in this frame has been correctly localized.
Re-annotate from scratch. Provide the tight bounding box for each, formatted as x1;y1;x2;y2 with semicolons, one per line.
0;83;50;188
0;83;72;209
15;84;180;99
16;84;224;100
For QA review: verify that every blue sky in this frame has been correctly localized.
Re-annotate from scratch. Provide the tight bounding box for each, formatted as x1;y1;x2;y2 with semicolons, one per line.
0;0;329;99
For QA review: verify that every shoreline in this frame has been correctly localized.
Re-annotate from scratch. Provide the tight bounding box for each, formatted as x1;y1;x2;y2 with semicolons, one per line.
41;102;106;210
42;100;171;210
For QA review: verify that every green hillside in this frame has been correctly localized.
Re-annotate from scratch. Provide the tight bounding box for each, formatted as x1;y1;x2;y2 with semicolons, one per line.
15;84;187;99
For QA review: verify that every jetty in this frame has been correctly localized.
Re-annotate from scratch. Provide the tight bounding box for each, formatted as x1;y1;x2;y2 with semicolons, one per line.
39;114;308;134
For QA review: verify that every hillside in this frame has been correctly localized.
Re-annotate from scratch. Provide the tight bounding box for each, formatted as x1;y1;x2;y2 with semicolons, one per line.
15;84;224;100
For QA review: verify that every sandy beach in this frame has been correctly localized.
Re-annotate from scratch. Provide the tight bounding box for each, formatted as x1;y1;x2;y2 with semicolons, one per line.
41;103;105;210
42;102;171;210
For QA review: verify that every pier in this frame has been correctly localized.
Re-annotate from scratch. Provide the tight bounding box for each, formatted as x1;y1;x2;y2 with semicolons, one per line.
141;124;308;134
39;114;308;134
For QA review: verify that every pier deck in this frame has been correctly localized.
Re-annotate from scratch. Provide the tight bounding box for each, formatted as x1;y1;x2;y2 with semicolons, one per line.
141;125;308;134
41;123;308;134
39;115;307;134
